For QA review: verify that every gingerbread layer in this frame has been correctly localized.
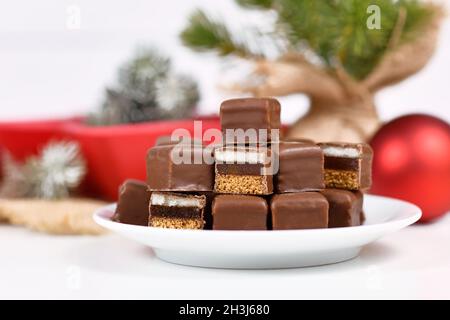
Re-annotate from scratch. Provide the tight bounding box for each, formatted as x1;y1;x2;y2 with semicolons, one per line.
149;217;204;229
324;169;359;190
214;173;273;195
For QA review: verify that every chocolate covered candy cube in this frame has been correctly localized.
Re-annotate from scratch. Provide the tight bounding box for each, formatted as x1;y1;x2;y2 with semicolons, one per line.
282;137;315;143
220;98;281;144
319;142;373;190
147;144;214;192
271;192;329;230
155;135;203;146
214;145;273;195
275;141;324;192
360;210;366;225
212;195;268;230
196;191;215;230
113;179;151;226
149;192;206;229
321;189;363;228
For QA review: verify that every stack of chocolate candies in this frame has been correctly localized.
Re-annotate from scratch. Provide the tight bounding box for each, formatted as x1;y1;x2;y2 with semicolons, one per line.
113;98;372;230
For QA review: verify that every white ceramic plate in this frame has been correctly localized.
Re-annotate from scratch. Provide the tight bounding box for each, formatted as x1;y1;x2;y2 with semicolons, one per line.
93;194;421;269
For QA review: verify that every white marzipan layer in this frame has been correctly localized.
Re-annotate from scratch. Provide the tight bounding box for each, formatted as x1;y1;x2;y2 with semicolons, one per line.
321;146;360;158
151;193;202;207
215;149;266;164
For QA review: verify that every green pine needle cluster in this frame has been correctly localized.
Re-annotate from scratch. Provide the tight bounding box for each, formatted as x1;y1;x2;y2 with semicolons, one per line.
180;0;435;80
180;10;257;58
235;0;273;9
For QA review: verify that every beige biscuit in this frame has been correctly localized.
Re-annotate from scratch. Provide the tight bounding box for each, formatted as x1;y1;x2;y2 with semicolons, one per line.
214;173;270;195
149;217;203;229
0;198;107;235
324;169;359;190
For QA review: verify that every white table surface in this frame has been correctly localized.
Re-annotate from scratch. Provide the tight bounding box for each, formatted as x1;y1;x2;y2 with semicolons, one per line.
1;215;450;300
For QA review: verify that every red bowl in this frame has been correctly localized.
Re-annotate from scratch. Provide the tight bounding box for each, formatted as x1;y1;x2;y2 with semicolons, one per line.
0;117;82;161
63;116;221;200
0;116;221;200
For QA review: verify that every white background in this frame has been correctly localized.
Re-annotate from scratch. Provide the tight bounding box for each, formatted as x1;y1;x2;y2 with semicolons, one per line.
0;0;449;124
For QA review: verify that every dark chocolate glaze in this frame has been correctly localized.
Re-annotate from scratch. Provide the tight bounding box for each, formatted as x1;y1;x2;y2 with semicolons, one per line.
324;156;360;171
270;192;328;230
216;163;264;176
113;179;151;226
150;205;203;219
196;191;214;230
212;195;268;230
320;189;363;228
146;145;214;191
274;142;325;192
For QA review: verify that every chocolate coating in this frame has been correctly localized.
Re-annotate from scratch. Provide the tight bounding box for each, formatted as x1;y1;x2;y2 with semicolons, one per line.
147;144;214;191
282;137;315;144
271;192;328;230
274;141;325;192
360;210;366;225
212;195;268;230
155;135;203;146
113;179;151;226
320;189;363;228
220;98;281;143
198;191;214;230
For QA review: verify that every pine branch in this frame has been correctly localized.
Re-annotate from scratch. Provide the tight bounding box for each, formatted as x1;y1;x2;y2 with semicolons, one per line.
363;5;443;91
276;0;435;79
337;0;435;79
276;0;340;66
181;1;438;81
235;0;273;10
180;10;259;58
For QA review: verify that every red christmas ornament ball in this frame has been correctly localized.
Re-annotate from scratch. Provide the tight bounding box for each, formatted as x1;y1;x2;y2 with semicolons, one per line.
0;145;3;181
370;114;450;222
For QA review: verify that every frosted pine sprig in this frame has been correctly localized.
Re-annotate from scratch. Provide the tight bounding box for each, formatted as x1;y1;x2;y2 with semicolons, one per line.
0;141;86;199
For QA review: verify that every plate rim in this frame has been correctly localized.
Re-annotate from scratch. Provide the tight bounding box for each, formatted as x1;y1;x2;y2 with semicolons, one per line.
93;194;422;236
